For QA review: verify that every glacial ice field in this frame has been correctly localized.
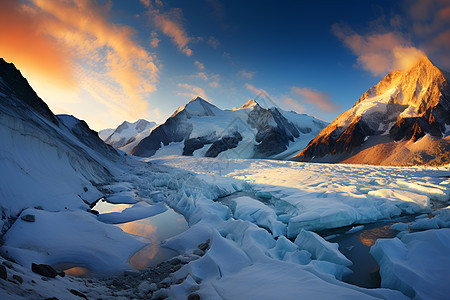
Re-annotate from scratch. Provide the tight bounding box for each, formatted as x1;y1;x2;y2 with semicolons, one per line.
2;153;450;299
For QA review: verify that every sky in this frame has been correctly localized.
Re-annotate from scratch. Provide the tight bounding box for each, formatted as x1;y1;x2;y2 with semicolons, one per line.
1;0;449;131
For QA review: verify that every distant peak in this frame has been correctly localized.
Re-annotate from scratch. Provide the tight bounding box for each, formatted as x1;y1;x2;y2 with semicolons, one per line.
239;99;259;109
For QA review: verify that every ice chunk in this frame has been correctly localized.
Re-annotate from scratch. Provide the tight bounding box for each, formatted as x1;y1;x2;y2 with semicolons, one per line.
1;209;145;273
408;218;445;230
390;222;409;232
370;229;450;299
267;236;311;265
294;229;352;267
345;225;364;234
163;224;213;253
208;260;407;300
106;191;137;204
173;230;251;282
230;196;286;237
397;180;449;202
97;202;167;224
169;274;199;299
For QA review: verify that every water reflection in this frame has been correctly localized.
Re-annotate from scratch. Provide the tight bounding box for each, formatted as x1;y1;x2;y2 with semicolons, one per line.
61;201;189;276
64;266;90;277
94;200;132;213
117;207;189;269
358;225;398;247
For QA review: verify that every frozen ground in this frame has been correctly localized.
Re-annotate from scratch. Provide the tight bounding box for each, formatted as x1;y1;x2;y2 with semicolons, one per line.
1;154;450;299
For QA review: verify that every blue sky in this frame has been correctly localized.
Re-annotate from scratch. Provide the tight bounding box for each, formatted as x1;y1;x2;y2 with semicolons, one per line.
1;0;449;130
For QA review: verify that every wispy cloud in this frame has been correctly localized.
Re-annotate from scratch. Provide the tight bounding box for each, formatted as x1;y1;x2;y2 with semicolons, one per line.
239;70;256;79
291;87;340;113
153;10;193;56
196;72;209;81
209;81;220;88
142;2;194;57
283;97;306;113
332;24;425;76
150;31;160;48
244;83;268;97
195;60;205;70
1;0;159;127
177;83;208;100
409;0;450;68
207;36;220;49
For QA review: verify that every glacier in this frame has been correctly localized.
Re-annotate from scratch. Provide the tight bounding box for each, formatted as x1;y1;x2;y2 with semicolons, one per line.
1;58;450;299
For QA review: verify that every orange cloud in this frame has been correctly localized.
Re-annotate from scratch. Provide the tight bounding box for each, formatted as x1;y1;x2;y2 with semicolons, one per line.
153;9;193;56
332;24;426;75
195;60;205;70
177;83;208;100
150;31;160;48
291;87;340;114
0;0;74;87
5;0;160;128
196;72;209;81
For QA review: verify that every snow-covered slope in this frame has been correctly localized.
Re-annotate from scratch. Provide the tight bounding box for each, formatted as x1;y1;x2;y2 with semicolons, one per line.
293;56;450;166
0;58;123;230
131;97;327;159
0;58;154;286
102;119;157;150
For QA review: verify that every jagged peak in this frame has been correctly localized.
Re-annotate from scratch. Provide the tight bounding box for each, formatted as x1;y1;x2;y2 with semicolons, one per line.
354;55;447;107
171;96;222;118
240;99;259;109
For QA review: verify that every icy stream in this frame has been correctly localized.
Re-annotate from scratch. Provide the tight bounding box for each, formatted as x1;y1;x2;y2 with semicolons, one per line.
317;216;416;288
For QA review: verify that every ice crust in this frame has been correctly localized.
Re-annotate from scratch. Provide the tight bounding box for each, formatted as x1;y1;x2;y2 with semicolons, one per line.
152;156;450;236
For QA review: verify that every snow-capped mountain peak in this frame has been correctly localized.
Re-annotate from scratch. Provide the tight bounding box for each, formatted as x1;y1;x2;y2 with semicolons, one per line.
131;97;327;159
103;119;157;149
293;55;450;165
236;99;260;110
171;97;222;118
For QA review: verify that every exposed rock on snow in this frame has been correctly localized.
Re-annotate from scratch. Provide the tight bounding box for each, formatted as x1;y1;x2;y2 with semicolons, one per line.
131;97;327;159
293;56;450;166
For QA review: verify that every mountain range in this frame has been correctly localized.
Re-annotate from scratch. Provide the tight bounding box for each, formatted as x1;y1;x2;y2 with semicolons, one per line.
292;56;450;166
129;97;328;159
99;119;157;153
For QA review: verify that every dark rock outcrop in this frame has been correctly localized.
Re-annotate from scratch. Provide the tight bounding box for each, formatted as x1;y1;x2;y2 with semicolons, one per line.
31;263;58;278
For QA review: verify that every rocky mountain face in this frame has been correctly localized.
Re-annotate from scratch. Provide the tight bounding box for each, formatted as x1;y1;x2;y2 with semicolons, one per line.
131;97;327;159
101;119;157;150
292;57;450;166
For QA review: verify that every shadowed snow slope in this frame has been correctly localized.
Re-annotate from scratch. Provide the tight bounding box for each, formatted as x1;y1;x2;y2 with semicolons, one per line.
131;97;327;159
0;58;122;229
293;56;450;166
